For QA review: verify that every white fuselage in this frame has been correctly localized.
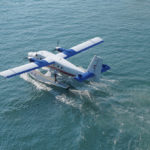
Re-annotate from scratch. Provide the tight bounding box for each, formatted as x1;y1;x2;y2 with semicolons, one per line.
28;51;85;77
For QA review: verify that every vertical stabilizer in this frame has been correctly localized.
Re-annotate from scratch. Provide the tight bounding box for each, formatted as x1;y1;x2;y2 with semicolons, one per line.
87;55;103;81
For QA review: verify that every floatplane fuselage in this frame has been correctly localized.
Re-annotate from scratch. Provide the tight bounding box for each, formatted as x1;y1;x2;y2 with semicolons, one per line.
0;37;110;89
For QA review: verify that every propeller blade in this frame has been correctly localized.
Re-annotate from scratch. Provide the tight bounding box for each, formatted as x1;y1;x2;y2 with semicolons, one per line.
57;40;60;47
53;40;60;51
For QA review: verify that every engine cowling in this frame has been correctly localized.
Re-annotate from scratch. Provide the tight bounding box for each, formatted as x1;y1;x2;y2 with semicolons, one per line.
55;47;66;52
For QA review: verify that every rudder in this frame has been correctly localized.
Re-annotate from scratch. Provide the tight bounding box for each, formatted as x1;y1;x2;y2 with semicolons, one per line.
87;55;103;81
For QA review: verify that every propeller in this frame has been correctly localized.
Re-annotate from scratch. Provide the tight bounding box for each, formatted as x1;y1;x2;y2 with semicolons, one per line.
23;56;27;60
53;40;61;51
57;40;60;47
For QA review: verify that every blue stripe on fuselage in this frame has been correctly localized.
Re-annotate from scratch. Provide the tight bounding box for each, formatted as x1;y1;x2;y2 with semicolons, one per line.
74;71;94;82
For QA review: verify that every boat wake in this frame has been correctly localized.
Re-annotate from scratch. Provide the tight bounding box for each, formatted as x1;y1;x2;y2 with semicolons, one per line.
20;73;115;111
20;73;52;91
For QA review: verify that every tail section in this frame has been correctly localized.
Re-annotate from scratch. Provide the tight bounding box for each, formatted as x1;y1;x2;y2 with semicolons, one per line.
74;55;110;82
87;55;103;81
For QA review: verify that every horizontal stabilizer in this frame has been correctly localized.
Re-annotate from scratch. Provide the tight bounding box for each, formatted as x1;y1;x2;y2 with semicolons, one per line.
101;64;111;73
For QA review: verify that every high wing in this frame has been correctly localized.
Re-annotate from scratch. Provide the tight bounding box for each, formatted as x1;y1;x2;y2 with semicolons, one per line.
0;58;54;78
57;37;103;59
0;37;103;78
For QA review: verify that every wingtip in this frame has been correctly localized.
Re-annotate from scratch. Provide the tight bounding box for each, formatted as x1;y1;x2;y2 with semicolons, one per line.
0;73;7;79
92;37;104;43
0;71;12;78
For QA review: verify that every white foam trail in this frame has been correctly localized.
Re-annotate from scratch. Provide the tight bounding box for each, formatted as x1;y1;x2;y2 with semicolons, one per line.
89;81;107;90
89;77;117;90
83;90;92;100
20;73;52;91
70;89;92;100
101;78;117;83
56;94;81;109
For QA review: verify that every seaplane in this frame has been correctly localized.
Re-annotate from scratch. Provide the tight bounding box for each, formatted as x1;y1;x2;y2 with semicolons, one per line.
0;37;110;89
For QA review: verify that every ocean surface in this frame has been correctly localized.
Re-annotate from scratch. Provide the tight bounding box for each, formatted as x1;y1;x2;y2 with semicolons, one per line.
0;0;150;149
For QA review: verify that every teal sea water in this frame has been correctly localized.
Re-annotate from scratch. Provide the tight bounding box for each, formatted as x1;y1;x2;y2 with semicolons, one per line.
0;0;150;149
